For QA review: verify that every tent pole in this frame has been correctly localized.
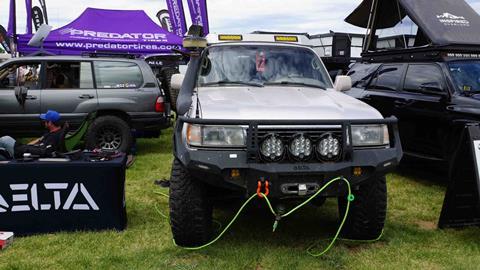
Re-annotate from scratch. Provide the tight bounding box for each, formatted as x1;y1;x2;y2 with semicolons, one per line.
7;0;17;57
363;0;378;53
26;0;32;34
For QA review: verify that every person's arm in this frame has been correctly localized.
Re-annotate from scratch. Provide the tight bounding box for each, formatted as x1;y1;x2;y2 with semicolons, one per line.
28;136;43;145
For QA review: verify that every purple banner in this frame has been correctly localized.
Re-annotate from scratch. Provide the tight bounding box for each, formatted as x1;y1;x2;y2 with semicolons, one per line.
7;0;16;37
166;0;187;37
187;0;209;35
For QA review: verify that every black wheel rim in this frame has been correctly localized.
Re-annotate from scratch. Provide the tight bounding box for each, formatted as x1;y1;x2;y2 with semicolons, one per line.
96;125;122;150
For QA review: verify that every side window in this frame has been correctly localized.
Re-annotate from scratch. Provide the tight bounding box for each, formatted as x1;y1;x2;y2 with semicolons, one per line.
46;61;94;89
404;64;444;93
94;61;143;89
347;63;381;88
368;64;403;91
0;62;41;89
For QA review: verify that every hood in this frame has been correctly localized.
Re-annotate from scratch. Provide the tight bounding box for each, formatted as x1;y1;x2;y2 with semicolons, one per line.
196;86;383;120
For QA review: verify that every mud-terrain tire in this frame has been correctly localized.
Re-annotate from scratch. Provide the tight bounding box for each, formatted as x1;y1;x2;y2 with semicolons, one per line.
338;175;387;240
169;159;212;247
85;116;133;153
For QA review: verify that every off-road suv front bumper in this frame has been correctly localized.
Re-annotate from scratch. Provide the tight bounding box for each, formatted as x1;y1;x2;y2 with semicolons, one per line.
174;117;402;199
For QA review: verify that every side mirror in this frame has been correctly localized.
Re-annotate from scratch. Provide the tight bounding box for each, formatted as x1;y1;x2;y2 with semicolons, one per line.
334;76;352;92
14;86;28;105
171;74;185;91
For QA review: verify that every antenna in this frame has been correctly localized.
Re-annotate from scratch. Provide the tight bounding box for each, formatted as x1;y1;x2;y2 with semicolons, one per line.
27;24;55;56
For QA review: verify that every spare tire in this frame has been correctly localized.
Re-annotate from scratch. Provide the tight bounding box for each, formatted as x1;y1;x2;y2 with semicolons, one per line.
161;68;180;112
85;115;133;153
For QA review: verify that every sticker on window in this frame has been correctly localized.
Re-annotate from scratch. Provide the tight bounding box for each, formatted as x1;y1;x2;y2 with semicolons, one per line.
256;52;266;72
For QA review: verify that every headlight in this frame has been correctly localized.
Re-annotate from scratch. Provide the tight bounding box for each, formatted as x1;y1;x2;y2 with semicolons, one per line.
186;124;246;147
260;134;284;161
351;125;389;147
317;133;341;161
289;134;312;160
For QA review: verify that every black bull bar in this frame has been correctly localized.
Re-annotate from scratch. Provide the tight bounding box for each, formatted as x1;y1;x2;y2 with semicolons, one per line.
175;116;402;163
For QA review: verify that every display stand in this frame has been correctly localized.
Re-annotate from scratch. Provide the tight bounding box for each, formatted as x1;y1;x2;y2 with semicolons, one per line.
439;124;480;228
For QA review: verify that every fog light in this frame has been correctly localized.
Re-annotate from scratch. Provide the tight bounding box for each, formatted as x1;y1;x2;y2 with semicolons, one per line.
260;134;284;161
231;169;240;178
317;134;341;161
289;134;312;160
353;167;362;177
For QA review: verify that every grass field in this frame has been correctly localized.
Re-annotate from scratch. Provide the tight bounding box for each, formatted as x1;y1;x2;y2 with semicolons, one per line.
1;128;480;270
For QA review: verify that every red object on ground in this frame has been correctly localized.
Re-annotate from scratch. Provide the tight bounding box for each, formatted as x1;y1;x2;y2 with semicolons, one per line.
0;232;14;250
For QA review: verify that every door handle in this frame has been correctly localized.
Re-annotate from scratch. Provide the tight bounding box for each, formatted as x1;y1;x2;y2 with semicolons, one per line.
25;95;37;100
79;94;95;99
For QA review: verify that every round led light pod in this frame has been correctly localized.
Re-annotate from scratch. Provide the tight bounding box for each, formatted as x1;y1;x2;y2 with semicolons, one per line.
289;134;313;160
317;133;341;161
260;134;284;161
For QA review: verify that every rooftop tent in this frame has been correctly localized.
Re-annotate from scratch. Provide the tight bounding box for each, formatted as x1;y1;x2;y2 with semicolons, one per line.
345;0;480;49
15;8;183;56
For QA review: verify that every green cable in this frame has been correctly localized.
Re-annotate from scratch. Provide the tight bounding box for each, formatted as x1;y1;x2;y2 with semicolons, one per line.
173;193;260;250
154;176;383;256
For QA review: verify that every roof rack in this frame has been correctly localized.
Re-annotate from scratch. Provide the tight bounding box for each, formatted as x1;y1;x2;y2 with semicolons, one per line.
81;51;138;59
361;45;480;63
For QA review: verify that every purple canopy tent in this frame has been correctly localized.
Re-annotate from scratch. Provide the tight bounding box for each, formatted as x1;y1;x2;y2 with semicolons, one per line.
15;8;183;56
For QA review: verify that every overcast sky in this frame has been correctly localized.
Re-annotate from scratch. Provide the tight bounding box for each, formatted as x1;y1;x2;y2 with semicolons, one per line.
1;0;480;35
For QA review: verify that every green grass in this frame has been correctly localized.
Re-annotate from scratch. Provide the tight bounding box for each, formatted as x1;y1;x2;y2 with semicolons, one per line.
1;128;480;270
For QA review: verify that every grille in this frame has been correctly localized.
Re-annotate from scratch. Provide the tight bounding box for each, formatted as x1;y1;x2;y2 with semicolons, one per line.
247;126;344;163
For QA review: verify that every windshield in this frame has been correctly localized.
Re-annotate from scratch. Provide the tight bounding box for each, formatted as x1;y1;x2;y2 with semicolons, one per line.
448;61;480;92
197;45;332;89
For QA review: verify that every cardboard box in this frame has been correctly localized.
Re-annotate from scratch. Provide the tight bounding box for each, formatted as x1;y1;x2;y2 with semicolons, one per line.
0;232;13;250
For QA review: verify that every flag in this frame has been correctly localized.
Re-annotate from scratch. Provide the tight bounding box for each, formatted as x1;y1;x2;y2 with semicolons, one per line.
186;0;209;35
166;0;187;37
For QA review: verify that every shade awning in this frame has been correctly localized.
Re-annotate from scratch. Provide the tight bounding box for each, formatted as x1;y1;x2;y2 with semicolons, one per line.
16;8;183;56
345;0;480;46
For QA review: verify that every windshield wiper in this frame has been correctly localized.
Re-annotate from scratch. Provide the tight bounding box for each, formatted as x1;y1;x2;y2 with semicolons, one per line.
265;81;326;90
202;80;264;87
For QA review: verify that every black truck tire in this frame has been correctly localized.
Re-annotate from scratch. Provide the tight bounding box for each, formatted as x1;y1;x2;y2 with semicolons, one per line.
169;159;212;247
85;116;133;153
338;175;387;240
162;68;180;112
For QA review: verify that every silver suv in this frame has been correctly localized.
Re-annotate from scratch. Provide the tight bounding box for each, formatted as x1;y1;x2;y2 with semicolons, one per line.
169;39;403;247
0;56;171;152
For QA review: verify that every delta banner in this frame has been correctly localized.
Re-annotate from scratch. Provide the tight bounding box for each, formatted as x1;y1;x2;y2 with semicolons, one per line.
32;6;45;32
166;0;187;37
187;0;209;35
157;9;173;33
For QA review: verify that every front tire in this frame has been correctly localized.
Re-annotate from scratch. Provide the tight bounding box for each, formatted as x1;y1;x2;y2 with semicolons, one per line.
85;116;133;153
338;175;387;240
169;159;212;247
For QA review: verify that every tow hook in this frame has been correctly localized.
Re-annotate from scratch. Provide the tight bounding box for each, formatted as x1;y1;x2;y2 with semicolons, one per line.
281;183;319;196
256;178;270;198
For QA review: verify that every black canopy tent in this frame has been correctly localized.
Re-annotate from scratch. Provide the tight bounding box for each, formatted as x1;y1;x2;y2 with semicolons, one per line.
346;0;480;56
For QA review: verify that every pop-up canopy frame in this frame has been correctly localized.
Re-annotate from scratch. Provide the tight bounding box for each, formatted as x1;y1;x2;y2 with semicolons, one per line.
15;7;183;56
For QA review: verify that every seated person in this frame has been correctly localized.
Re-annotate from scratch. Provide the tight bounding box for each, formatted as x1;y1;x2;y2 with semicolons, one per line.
0;110;64;159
